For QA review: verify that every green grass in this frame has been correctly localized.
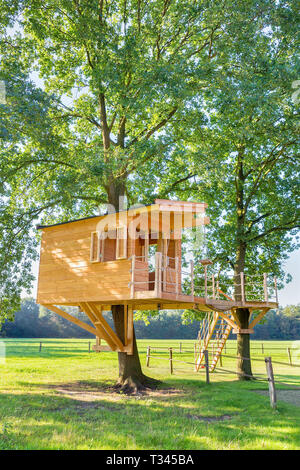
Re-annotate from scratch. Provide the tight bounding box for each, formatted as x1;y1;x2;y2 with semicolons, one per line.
0;338;299;450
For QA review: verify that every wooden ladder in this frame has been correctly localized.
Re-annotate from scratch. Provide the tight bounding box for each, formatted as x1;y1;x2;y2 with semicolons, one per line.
195;312;233;372
209;320;232;372
195;312;219;371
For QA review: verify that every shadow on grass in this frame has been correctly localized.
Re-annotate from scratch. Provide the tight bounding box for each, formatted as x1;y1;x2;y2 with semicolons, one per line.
0;377;300;450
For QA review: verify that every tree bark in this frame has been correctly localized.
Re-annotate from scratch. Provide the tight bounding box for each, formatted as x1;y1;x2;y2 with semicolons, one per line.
234;241;253;380
111;305;160;393
233;147;253;380
235;308;253;380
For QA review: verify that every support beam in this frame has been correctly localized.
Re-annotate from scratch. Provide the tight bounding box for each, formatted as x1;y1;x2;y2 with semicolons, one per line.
89;303;125;352
79;302;117;350
216;310;239;330
249;308;269;329
43;304;97;336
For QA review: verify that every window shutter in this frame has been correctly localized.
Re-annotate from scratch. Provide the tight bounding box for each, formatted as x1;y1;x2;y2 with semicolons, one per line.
90;231;99;262
116;226;127;259
90;231;105;262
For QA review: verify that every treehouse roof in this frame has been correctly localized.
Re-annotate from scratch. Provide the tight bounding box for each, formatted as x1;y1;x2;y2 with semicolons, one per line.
37;199;209;233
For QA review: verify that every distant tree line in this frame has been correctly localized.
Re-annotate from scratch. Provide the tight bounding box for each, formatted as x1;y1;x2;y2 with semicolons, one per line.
0;298;299;340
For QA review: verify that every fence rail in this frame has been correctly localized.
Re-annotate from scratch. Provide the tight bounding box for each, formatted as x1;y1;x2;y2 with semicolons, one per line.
145;345;299;409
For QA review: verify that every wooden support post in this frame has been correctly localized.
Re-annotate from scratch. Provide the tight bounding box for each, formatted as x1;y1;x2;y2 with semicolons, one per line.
265;357;276;409
88;341;91;353
39;342;42;353
179;342;182;353
204;350;210;384
287;348;292;366
263;273;268;303
212;274;215;299
190;260;194;296
131;255;136;298
126;305;134;355
240;272;245;303
169;347;173;374
219;351;223;368
146;346;151;367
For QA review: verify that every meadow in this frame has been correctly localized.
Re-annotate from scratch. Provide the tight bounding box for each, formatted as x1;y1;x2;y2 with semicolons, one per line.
0;338;299;450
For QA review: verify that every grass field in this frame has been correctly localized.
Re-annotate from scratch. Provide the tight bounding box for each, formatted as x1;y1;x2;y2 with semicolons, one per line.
0;338;299;450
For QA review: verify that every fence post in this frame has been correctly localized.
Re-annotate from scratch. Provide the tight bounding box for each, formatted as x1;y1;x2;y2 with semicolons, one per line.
265;357;276;409
204;349;210;384
39;342;42;353
169;348;173;374
262;343;264;354
88;341;91;353
179;342;182;353
146;346;151;367
219;352;223;368
287;348;292;366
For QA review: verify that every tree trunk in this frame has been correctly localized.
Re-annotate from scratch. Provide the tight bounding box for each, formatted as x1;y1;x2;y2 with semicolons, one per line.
234;239;253;380
111;305;160;393
235;308;253;380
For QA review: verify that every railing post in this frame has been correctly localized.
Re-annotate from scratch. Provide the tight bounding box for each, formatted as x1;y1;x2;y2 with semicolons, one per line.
240;272;245;303
265;357;276;409
190;260;194;296
204;266;208;300
130;255;136;298
263;272;268;303
155;252;162;297
274;277;278;304
175;257;179;294
212;274;215;299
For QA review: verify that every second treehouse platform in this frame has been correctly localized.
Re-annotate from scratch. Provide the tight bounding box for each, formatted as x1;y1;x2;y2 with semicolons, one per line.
36;199;278;356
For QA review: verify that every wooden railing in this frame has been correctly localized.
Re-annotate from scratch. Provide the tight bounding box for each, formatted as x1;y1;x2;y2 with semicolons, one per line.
129;255;278;304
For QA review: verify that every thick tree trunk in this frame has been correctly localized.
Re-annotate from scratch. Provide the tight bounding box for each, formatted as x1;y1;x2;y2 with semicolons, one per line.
235;308;253;380
234;239;253;380
111;305;160;393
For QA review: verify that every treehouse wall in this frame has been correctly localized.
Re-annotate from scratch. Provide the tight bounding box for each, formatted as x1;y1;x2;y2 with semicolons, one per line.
36;217;131;305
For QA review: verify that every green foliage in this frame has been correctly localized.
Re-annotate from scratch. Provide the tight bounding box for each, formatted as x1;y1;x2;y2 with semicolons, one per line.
2;298;300;341
0;0;299;327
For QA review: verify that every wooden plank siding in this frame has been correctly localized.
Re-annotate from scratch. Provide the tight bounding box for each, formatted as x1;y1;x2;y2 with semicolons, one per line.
37;217;131;305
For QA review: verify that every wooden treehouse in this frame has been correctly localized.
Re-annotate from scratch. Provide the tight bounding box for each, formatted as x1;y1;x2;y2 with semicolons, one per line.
36;199;278;368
